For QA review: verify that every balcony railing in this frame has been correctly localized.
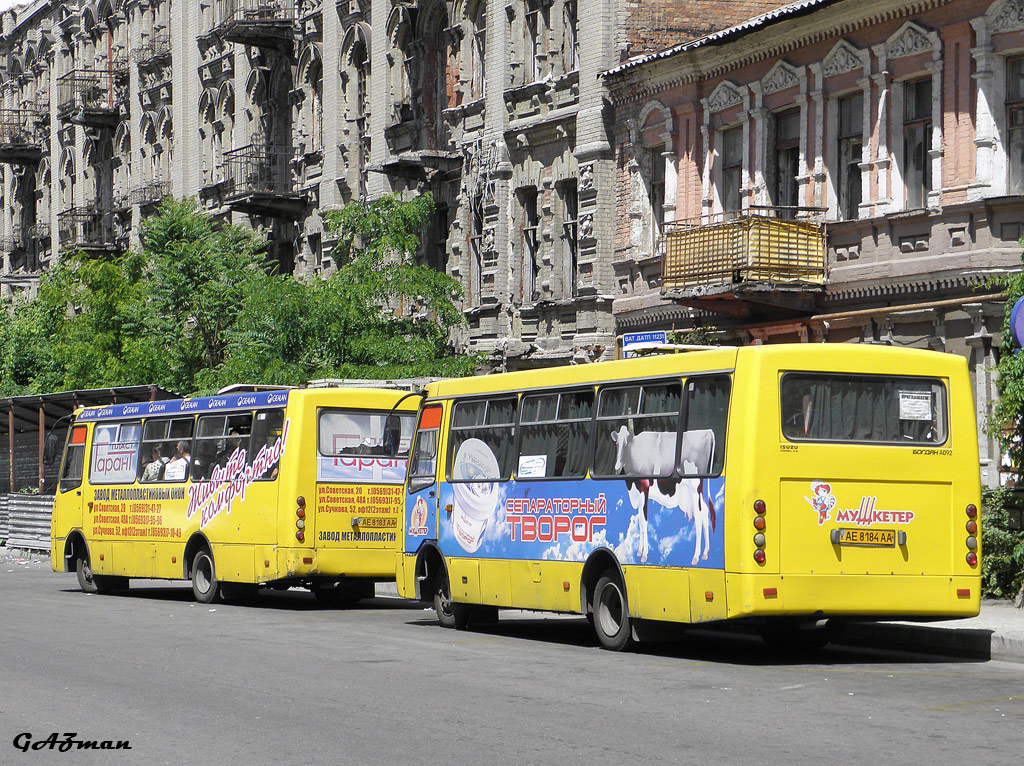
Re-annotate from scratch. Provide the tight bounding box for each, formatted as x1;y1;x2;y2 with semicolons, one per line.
57;206;120;252
0;225;23;251
26;222;50;241
221;142;304;215
130;180;171;208
131;34;172;67
0;109;44;163
213;0;297;47
661;207;826;293
56;64;128;126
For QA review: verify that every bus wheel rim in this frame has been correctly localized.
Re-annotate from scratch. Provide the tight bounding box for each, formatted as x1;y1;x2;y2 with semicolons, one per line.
598;585;622;636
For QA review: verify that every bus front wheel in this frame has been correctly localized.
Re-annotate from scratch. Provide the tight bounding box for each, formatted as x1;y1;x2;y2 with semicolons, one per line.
191;550;219;604
75;551;121;594
593;575;632;651
433;574;472;630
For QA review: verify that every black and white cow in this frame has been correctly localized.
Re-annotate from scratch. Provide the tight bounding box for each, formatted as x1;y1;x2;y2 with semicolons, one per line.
610;426;717;564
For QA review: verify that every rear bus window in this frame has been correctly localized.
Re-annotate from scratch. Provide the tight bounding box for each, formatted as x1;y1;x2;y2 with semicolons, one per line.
317;409;414;483
781;373;947;445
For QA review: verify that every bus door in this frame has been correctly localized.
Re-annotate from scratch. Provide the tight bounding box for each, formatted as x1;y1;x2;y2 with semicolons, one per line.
55;423;90;533
405;404;444;552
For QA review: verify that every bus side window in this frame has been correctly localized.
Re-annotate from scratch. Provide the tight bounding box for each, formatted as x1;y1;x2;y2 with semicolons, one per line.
251;409;285;480
59;425;88;493
681;375;730;476
448;397;517;482
517;389;593;479
592;382;681;478
90;421;142;485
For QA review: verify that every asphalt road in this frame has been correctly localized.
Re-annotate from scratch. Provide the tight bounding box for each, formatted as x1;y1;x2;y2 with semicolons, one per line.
2;562;1022;766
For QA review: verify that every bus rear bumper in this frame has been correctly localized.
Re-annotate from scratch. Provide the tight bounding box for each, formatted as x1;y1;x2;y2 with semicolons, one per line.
725;573;981;620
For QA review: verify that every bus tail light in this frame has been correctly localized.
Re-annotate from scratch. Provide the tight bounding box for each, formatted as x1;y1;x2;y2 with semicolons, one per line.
966;552;978;566
966;520;978;534
754;499;766;515
753;516;766;531
966;536;977;550
296;531;305;542
753;549;766;565
965;503;977;519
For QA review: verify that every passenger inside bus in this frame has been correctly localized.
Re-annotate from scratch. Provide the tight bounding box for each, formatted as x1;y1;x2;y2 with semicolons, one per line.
140;445;169;482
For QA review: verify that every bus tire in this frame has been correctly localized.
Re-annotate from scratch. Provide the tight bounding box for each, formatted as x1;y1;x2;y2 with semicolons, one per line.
593;575;632;651
191;550;219;604
433;574;472;630
75;551;120;594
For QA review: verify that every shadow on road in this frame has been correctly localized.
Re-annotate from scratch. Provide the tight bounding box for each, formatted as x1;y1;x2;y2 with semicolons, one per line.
405;612;988;666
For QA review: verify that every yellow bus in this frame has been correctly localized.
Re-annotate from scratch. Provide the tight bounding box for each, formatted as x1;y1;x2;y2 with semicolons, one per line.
52;387;418;604
397;344;982;650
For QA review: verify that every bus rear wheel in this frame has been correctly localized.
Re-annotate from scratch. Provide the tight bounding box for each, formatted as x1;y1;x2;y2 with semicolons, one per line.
191;550;219;604
593;575;632;651
433;574;472;630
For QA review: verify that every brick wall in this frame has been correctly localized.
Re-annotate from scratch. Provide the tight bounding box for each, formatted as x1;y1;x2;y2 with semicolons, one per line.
623;0;789;59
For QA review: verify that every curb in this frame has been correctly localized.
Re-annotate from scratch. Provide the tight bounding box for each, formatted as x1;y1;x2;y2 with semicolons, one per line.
842;621;1024;664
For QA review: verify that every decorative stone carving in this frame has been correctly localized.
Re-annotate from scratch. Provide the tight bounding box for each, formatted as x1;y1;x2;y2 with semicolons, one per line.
761;62;798;94
707;81;742;113
579;162;594;191
887;23;932;59
992;0;1024;32
822;41;863;77
580;213;594;239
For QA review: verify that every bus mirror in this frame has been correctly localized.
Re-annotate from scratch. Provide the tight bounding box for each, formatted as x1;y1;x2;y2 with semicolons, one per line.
383;415;401;456
408;475;435;495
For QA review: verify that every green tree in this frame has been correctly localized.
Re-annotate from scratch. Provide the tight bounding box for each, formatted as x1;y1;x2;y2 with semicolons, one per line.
0;194;474;396
985;237;1024;599
220;193;476;385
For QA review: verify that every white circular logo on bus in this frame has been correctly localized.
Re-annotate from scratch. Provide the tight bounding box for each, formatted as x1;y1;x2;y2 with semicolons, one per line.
451;438;501;553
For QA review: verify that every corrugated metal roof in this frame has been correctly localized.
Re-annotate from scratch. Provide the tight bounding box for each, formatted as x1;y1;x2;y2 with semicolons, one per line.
602;0;840;79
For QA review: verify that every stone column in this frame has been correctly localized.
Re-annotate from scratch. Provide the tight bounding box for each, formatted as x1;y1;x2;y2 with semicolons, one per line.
970;19;997;201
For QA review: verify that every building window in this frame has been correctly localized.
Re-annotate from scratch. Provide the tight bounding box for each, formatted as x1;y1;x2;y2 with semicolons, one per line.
1008;57;1024;195
648;146;665;253
471;3;486;100
520;187;539;301
838;92;863;220
771;109;800;211
561;181;578;298
722;126;743;215
524;0;544;84
470;194;484;306
563;0;578;73
353;41;369;199
903;78;932;209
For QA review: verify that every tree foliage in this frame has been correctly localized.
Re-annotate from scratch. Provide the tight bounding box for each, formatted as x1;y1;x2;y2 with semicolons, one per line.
0;195;474;397
985;237;1024;600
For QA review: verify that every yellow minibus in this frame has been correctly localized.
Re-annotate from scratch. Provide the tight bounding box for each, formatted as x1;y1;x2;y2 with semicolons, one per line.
52;387;418;603
397;344;981;650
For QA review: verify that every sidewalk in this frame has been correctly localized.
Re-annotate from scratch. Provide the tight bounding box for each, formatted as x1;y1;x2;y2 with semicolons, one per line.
842;599;1024;664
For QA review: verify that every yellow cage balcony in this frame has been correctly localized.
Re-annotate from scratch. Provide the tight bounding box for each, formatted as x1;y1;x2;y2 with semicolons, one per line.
661;207;827;295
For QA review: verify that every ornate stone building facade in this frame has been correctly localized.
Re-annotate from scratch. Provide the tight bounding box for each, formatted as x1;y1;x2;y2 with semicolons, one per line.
605;0;1024;486
0;0;784;366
